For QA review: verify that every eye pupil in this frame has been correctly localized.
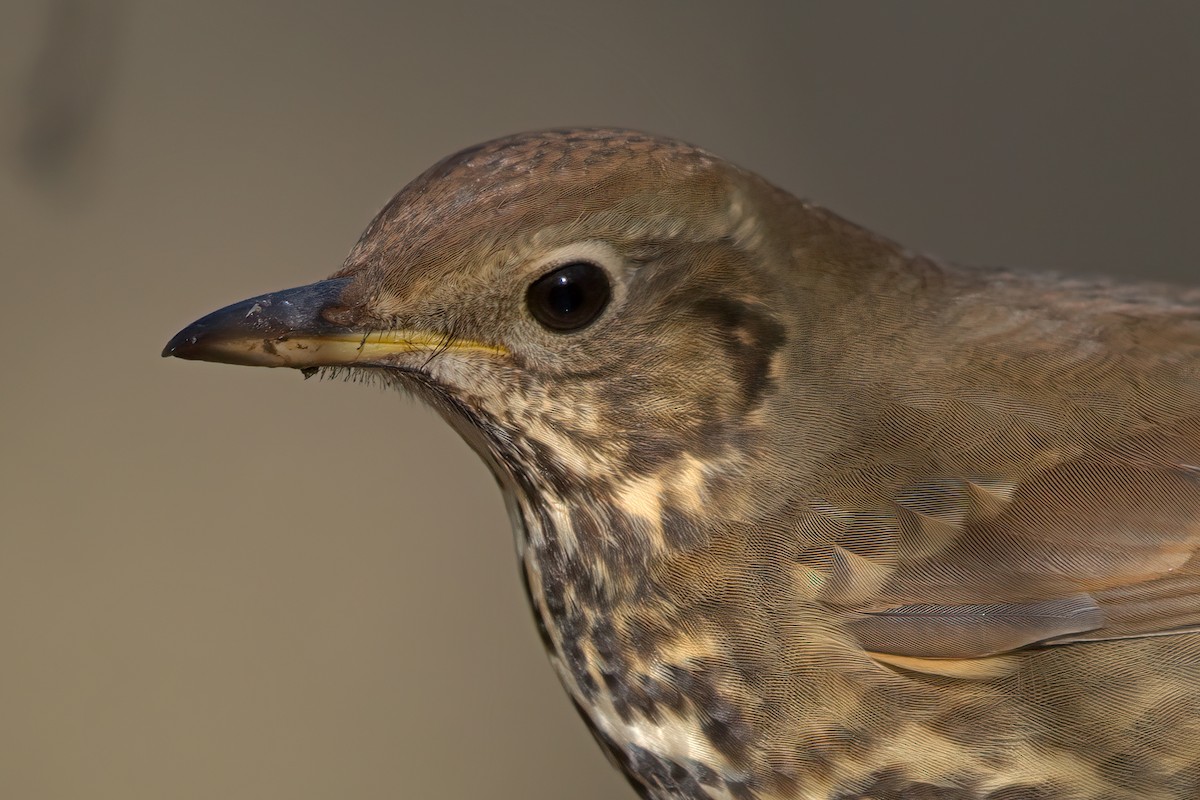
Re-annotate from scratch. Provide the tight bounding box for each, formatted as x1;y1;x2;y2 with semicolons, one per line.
527;261;611;331
547;274;584;316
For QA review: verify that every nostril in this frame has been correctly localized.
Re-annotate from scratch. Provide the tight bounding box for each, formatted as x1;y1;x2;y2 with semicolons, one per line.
321;305;356;326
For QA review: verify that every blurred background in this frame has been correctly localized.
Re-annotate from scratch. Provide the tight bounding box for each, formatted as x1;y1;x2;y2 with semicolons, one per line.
1;2;1197;798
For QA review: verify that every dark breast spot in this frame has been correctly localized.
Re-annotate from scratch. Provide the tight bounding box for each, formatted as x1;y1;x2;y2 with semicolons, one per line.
627;745;742;800
665;664;755;765
517;561;554;652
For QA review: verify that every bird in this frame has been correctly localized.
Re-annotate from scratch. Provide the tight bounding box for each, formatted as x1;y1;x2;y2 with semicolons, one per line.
163;128;1200;800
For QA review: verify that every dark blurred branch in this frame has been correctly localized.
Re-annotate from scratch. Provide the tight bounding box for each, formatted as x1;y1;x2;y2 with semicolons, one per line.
18;0;124;191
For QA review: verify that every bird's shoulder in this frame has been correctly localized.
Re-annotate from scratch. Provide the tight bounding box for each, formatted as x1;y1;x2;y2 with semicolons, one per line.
786;267;1200;671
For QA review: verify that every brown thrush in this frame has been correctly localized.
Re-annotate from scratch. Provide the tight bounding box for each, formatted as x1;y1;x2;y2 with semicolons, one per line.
163;129;1200;800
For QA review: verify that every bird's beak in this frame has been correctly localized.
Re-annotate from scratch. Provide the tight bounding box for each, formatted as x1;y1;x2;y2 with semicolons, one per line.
161;277;505;368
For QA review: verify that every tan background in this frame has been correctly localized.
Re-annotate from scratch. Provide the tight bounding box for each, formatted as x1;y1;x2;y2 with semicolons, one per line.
2;2;1197;798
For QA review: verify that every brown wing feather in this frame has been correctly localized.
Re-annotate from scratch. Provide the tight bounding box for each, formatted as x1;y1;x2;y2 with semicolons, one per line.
799;297;1200;659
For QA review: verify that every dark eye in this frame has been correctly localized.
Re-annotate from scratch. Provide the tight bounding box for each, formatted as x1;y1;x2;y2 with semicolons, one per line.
526;261;612;332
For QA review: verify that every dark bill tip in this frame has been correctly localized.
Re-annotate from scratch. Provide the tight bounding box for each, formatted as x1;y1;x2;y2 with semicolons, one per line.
162;277;353;366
